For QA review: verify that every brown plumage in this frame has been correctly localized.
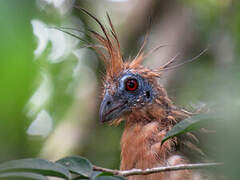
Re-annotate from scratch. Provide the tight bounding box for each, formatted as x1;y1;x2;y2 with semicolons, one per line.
77;7;210;180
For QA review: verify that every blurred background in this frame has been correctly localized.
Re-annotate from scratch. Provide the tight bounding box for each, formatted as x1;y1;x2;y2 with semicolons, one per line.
0;0;240;179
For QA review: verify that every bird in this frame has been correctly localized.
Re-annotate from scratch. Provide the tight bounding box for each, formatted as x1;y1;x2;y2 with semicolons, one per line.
75;7;210;180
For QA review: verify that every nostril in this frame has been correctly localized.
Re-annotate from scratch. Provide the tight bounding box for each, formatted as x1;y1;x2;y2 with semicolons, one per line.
107;101;111;105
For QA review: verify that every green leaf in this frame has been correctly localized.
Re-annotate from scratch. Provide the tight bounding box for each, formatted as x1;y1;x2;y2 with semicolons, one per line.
96;172;114;177
0;172;48;180
72;177;89;180
0;158;70;179
90;171;115;180
57;156;93;178
95;176;126;180
90;171;103;179
161;113;218;145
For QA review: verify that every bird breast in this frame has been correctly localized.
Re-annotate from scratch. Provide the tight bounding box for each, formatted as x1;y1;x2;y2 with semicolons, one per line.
120;121;193;180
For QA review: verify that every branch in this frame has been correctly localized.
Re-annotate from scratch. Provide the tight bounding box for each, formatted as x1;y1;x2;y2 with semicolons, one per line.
93;162;222;177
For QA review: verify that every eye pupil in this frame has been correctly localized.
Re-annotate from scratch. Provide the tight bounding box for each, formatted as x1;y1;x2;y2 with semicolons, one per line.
128;82;135;88
125;79;138;91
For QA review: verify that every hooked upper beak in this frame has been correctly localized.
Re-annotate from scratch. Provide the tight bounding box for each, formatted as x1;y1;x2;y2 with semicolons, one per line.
99;93;127;123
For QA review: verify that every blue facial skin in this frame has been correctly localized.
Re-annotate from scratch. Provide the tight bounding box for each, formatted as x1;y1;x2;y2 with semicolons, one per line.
117;71;155;107
100;71;156;123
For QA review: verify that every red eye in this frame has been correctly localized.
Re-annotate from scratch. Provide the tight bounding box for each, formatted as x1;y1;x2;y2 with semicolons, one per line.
125;79;138;91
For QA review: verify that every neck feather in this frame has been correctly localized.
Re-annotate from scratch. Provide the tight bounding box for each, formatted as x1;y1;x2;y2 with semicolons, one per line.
124;86;189;128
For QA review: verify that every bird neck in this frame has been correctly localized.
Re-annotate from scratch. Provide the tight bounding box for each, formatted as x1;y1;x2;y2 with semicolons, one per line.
120;87;190;171
124;86;184;127
125;103;167;127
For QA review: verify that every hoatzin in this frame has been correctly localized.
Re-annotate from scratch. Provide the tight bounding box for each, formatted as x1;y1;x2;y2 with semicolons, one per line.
76;7;211;180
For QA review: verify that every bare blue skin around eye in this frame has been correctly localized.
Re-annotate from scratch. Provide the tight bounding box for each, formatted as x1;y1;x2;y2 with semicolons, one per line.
117;71;156;109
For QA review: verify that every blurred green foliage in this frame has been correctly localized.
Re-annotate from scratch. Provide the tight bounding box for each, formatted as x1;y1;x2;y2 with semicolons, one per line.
0;1;37;160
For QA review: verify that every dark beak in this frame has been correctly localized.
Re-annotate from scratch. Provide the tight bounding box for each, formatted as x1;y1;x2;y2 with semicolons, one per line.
99;92;126;123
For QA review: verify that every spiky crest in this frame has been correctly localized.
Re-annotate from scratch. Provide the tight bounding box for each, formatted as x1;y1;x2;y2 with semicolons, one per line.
74;6;124;80
65;7;207;83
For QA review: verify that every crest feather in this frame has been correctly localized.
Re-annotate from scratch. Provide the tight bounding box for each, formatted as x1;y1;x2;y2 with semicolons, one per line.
75;7;123;79
74;7;207;80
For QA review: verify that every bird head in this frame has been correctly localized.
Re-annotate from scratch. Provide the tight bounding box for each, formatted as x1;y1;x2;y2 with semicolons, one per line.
100;68;157;123
76;8;180;124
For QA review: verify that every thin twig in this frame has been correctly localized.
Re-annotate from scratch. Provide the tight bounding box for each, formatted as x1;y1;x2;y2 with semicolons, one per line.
93;162;222;177
93;165;119;175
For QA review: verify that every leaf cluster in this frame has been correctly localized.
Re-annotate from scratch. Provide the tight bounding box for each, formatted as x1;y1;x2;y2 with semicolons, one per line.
0;156;125;180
